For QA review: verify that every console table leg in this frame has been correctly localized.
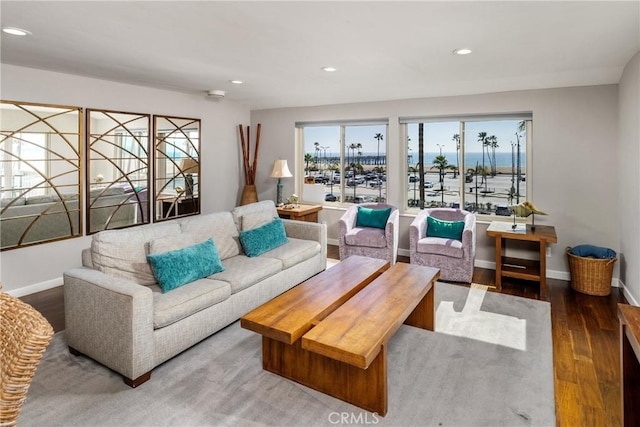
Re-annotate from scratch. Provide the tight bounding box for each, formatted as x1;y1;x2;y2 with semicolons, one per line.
494;237;503;291
539;242;547;299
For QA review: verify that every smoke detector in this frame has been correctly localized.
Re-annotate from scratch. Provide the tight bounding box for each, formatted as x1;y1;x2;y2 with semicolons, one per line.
207;89;226;98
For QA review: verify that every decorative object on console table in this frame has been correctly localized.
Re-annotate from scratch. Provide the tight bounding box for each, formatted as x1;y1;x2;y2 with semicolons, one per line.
238;123;261;205
486;222;557;299
508;200;547;231
270;160;293;206
276;204;322;223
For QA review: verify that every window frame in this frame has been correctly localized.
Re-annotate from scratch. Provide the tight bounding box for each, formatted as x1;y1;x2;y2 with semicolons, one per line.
296;120;389;206
400;114;533;221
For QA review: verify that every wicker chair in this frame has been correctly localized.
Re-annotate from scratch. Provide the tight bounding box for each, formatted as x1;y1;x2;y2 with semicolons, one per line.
0;292;54;427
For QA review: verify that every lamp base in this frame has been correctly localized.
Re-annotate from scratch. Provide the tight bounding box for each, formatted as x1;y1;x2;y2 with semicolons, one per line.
276;179;284;205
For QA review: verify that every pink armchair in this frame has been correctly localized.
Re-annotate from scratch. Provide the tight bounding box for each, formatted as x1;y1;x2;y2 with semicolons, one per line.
339;203;399;265
409;208;476;283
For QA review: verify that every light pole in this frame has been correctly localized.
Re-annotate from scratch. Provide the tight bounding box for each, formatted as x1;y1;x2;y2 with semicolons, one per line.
436;144;445;206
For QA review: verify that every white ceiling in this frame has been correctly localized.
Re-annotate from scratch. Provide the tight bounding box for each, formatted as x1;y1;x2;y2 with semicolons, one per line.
1;1;638;110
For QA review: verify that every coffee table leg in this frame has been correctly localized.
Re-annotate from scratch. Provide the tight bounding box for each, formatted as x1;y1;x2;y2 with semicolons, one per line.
404;281;435;331
262;336;388;416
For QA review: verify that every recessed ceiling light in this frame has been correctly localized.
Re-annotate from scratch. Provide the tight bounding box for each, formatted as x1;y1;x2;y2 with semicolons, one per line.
2;27;31;36
321;66;337;72
453;48;472;55
230;80;243;85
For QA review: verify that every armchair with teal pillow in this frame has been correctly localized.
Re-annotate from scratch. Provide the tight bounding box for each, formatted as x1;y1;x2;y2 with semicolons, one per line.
339;203;399;264
410;208;476;283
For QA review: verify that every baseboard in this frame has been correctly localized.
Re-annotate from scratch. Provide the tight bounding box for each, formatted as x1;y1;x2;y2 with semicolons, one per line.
619;278;639;306
6;277;63;298
330;241;624;288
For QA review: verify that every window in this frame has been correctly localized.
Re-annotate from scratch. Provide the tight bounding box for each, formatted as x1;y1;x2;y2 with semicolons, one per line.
299;122;387;205
403;115;531;216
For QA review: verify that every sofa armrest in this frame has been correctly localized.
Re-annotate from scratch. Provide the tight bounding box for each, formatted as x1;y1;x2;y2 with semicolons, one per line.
409;214;427;250
63;267;155;381
282;219;327;259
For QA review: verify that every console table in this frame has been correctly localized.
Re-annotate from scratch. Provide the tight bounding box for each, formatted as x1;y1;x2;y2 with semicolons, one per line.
486;222;557;299
276;204;322;223
619;303;640;427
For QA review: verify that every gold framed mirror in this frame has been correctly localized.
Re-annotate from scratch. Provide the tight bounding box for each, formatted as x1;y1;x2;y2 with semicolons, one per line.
0;101;82;250
154;116;200;221
86;109;150;234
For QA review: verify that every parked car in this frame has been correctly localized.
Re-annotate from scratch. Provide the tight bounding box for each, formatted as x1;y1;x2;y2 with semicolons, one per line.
495;204;511;216
369;180;383;187
465;173;474;183
346;179;357;187
409;175;418;183
314;176;327;184
325;193;337;202
424;181;434;188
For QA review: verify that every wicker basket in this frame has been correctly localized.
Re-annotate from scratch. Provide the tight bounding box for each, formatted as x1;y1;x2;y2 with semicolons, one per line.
566;247;616;296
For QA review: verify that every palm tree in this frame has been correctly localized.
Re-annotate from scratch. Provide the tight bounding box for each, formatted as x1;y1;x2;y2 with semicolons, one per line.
304;153;313;173
313;142;320;166
431;155;451;206
374;133;383;166
452;133;460;178
477;132;488;191
487;135;498;176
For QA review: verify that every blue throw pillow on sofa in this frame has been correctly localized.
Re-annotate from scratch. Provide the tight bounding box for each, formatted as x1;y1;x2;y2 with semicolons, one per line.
569;244;616;259
239;217;288;257
356;206;392;229
426;216;465;241
147;238;224;293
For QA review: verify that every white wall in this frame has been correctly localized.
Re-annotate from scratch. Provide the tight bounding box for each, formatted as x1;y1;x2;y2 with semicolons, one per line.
252;85;620;280
618;52;640;304
1;64;250;295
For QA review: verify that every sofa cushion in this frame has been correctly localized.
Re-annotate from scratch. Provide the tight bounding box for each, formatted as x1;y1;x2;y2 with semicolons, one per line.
231;200;279;231
345;227;386;248
148;232;203;255
241;210;276;231
147;239;225;293
417;237;464;258
91;222;182;285
426;216;464;241
260;237;321;269
150;278;231;329
211;255;282;294
179;212;241;260
356;206;391;229
239;218;288;257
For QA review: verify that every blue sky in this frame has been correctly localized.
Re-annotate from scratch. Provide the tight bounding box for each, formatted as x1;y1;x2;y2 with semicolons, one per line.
303;120;525;157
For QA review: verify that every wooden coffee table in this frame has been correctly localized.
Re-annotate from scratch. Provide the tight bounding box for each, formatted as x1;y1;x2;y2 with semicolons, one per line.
241;256;440;416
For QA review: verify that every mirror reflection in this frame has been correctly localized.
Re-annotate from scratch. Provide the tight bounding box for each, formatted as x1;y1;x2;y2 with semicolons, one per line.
86;109;150;234
0;101;82;250
154;116;200;221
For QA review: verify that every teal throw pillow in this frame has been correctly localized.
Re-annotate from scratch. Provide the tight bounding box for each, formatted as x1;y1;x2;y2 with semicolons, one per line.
356;206;392;229
239;217;288;257
569;244;616;259
147;238;225;293
426;216;465;241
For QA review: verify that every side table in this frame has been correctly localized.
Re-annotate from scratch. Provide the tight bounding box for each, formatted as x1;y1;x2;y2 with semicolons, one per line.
276;204;322;223
486;222;557;298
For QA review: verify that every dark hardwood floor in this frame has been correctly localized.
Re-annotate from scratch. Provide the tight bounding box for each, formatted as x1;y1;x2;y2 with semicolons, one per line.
20;245;627;426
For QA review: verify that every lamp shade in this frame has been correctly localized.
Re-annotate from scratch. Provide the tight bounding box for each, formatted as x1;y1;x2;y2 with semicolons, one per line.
180;158;199;174
270;160;293;178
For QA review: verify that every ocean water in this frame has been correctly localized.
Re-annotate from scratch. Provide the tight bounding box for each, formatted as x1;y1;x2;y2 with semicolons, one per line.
411;152;526;168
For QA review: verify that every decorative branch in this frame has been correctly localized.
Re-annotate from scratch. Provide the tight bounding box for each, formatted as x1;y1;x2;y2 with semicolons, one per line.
238;123;261;185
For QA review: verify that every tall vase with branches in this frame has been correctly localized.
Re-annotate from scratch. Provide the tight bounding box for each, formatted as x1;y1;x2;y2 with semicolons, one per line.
238;124;261;205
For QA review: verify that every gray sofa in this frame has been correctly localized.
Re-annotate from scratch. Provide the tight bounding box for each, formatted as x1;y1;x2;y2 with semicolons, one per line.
63;200;327;387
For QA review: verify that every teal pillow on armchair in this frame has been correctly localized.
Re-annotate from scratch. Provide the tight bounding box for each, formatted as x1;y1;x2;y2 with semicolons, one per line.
356;206;392;229
426;216;465;241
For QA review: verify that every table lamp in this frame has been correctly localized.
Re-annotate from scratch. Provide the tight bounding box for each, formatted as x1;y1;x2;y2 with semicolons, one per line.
270;159;292;206
179;158;199;198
